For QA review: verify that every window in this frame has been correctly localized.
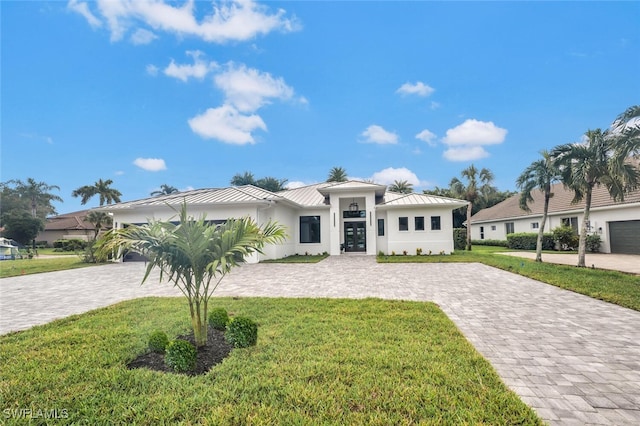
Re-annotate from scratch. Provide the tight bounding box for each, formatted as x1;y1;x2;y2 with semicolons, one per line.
300;216;321;243
480;226;485;240
399;217;408;231
431;216;441;231
531;222;539;229
415;216;425;231
377;219;385;236
562;217;579;234
505;222;515;235
491;225;496;231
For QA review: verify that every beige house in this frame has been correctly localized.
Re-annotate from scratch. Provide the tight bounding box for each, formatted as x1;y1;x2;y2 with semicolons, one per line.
98;181;468;262
469;183;640;254
37;210;96;245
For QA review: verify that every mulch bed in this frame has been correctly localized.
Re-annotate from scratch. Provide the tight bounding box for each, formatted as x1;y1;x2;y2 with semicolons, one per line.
127;327;233;376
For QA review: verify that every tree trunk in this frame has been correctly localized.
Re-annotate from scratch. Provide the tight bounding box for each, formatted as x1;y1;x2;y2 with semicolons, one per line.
577;187;593;268
466;202;473;251
535;192;550;262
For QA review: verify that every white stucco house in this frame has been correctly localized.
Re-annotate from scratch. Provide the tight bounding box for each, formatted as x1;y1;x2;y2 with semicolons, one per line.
98;180;468;262
469;183;640;254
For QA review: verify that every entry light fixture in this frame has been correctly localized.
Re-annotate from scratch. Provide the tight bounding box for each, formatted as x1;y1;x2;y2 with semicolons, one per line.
349;200;359;211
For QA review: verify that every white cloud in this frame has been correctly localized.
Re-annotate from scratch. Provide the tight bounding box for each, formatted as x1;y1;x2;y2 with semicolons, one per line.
68;0;102;28
361;125;398;145
396;81;435;97
134;157;167;171
115;170;125;176
73;0;299;44
130;28;157;45
370;167;421;186
214;63;294;112
441;119;507;161
415;129;437;146
164;50;218;82
442;119;507;146
188;104;267;144
146;64;159;76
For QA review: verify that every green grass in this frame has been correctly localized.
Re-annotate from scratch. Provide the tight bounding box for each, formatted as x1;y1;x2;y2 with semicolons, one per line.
0;297;542;425
261;253;329;263
0;256;98;278
379;247;640;311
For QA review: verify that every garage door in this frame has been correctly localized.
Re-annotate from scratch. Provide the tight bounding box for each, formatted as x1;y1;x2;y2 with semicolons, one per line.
609;220;640;254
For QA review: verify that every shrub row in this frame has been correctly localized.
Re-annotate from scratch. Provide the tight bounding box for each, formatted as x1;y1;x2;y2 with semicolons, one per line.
52;239;87;251
147;309;258;373
506;233;555;250
471;239;509;247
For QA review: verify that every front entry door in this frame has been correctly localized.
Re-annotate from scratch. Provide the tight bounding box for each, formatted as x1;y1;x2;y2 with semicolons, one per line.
344;222;366;252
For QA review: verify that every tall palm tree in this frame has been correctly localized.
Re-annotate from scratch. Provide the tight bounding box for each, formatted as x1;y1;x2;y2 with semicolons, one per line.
516;150;561;262
552;126;640;267
255;177;288;192
85;211;113;239
150;184;179;197
326;167;348;182
97;203;286;347
72;179;122;206
9;178;62;218
450;165;495;251
388;180;414;193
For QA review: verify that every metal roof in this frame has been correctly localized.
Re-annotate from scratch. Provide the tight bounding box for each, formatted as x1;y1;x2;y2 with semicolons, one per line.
378;192;469;208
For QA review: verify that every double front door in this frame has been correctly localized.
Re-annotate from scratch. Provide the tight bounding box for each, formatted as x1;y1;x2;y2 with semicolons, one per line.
344;222;366;252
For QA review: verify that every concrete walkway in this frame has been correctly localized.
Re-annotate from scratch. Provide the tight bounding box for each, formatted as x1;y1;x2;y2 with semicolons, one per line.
500;252;640;275
1;257;639;425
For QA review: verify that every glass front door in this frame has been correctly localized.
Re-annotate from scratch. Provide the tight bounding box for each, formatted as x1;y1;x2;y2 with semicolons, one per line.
344;222;366;252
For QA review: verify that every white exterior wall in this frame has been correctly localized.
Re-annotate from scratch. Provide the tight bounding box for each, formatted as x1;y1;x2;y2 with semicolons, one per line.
294;208;331;255
384;206;456;255
376;210;388;255
471;203;640;253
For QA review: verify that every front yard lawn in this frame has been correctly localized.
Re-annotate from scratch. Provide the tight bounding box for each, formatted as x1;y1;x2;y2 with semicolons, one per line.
0;297;541;425
0;257;95;278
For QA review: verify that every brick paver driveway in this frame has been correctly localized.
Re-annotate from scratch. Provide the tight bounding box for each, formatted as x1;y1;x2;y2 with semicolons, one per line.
1;256;639;425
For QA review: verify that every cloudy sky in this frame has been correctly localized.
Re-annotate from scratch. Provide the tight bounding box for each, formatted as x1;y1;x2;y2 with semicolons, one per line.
2;1;639;214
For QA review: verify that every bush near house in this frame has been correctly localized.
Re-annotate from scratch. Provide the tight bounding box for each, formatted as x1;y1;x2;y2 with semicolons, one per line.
472;239;508;247
506;233;555;250
552;226;579;250
586;234;602;253
52;239;87;252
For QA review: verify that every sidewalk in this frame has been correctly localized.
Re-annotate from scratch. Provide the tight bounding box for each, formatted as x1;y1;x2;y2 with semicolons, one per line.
499;252;640;275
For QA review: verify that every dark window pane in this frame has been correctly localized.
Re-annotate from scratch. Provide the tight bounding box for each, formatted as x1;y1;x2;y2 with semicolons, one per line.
415;216;425;231
300;216;321;243
430;216;441;230
399;217;408;231
377;218;384;236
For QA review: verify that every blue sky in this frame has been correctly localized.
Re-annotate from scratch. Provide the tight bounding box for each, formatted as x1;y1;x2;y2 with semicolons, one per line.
2;1;639;215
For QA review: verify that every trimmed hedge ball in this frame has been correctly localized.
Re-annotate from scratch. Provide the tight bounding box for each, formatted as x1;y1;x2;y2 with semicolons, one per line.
148;330;169;354
208;308;230;331
225;316;258;348
165;339;197;373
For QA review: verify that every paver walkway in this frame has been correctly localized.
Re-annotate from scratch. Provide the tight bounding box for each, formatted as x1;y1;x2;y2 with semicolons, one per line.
1;256;639;425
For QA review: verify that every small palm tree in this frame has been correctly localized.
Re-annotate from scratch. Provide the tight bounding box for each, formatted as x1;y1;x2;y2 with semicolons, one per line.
326;167;348;182
450;165;495;251
150;184;179;197
97;203;286;347
72;179;122;206
85;211;113;239
516;150;561;262
388;180;413;194
552;125;640;267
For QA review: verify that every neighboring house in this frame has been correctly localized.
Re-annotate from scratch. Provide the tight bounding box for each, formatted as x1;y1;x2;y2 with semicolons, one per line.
97;180;468;263
37;210;96;245
469;183;640;254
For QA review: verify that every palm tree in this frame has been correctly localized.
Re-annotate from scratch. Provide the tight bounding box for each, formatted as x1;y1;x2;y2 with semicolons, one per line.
97;203;286;347
72;179;122;206
85;211;113;239
388;180;413;193
326;167;348;182
255;177;288;192
9;178;62;219
230;172;256;186
516;150;561;262
150;184;179;197
552;126;640;267
450;165;495;251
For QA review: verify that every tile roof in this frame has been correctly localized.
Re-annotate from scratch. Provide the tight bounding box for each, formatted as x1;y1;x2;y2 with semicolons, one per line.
45;210;94;230
471;183;640;223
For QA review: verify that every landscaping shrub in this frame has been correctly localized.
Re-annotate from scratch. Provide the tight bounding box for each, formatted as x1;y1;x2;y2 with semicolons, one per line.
552;226;579;250
148;330;169;353
453;228;466;250
472;239;508;247
165;339;197;373
226;316;258;348
52;239;87;252
506;233;554;250
208;308;229;331
586;234;602;252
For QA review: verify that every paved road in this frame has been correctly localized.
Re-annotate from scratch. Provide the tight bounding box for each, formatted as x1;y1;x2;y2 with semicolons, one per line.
1;256;639;425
